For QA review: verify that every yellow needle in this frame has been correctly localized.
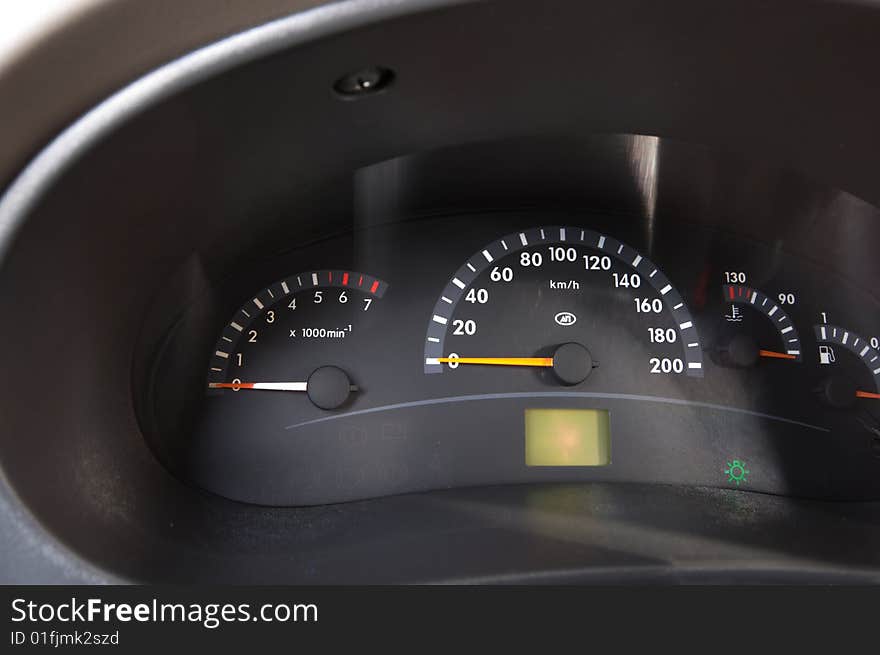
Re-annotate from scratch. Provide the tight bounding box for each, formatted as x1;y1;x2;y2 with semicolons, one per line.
436;357;554;367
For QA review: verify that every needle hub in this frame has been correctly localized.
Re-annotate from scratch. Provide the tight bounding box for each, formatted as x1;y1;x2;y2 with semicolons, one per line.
307;366;353;410
551;342;595;386
719;334;759;368
822;375;858;410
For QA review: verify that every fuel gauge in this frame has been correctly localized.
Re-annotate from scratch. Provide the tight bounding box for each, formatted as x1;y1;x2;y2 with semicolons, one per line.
813;324;880;409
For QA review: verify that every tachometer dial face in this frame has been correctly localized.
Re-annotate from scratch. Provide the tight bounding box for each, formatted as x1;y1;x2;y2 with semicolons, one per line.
190;269;389;503
424;226;703;384
207;269;387;408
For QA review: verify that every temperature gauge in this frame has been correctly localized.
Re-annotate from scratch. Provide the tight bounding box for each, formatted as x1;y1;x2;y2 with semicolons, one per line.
715;284;802;367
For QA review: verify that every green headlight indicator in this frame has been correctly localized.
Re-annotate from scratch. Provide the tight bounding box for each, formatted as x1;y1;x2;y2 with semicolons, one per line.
725;460;750;486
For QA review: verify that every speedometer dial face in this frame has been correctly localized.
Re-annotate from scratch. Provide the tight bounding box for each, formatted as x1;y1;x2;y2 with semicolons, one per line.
424;226;703;383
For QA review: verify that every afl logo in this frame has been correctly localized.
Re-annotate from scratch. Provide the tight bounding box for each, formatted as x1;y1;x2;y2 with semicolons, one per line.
554;311;577;326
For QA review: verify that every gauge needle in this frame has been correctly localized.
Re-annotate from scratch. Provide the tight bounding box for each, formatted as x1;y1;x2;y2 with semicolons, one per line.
209;382;309;391
435;357;554;367
856;390;880;400
209;367;356;410
758;349;798;360
209;380;359;392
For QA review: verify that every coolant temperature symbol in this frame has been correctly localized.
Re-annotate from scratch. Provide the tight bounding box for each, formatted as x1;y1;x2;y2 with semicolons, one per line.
724;305;743;322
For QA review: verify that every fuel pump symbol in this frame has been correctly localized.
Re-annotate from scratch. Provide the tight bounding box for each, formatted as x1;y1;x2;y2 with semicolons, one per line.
818;345;836;365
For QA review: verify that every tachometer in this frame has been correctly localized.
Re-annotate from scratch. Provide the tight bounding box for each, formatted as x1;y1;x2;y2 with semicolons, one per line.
207;269;388;408
189;268;390;504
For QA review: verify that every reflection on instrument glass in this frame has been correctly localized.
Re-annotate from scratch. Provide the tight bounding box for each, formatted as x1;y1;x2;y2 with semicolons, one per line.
525;408;611;466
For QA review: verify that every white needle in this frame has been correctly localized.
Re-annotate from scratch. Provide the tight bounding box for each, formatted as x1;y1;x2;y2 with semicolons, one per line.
208;382;308;391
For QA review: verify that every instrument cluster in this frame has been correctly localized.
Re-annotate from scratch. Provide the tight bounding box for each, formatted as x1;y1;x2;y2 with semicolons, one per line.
144;210;880;506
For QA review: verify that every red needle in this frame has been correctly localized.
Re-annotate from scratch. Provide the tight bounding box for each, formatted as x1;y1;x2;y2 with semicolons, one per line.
856;390;880;400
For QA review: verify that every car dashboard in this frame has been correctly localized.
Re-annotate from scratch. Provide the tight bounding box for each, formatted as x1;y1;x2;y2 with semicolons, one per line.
1;0;880;584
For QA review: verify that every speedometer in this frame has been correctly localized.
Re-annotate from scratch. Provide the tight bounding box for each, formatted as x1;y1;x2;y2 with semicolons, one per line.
424;226;703;383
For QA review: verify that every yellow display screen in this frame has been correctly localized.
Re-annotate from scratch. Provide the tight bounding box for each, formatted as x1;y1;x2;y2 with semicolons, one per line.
525;409;611;466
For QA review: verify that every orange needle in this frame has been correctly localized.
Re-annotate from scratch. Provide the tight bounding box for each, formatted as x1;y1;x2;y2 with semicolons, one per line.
856;390;880;400
435;356;554;367
758;349;798;360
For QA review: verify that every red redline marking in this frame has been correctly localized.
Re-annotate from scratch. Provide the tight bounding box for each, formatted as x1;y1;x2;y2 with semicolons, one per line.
328;271;332;283
728;285;735;300
342;272;349;286
370;280;379;294
358;275;363;287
